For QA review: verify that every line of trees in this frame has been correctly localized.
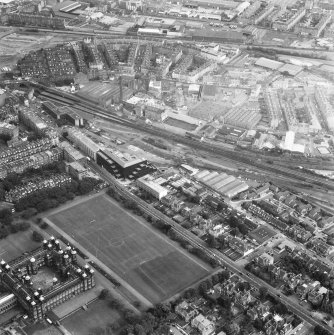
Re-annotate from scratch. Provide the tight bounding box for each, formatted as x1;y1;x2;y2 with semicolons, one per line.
15;177;101;213
107;188;219;268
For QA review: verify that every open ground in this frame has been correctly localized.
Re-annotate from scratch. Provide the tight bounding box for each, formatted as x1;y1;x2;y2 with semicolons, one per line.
48;194;211;303
0;227;41;262
61;299;121;335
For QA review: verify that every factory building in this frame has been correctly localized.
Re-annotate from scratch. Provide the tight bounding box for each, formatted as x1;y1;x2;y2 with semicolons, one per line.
76;82;133;107
67;128;101;160
0;237;95;321
137;175;169;200
96;149;156;180
43;101;84;127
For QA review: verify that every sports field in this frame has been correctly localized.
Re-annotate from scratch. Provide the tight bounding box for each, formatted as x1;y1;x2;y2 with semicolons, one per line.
48;194;210;303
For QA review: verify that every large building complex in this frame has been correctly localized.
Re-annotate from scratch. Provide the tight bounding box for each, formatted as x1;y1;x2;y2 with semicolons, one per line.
96;149;156;180
272;8;306;31
137;175;169;199
75;82;133;107
67;128;101;160
315;86;334;131
0;237;95;321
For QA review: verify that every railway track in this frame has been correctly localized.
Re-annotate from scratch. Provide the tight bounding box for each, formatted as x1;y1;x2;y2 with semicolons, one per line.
35;85;334;190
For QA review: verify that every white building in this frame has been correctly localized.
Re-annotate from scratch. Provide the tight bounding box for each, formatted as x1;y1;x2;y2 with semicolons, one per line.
67;128;101;160
191;314;215;335
137;175;169;200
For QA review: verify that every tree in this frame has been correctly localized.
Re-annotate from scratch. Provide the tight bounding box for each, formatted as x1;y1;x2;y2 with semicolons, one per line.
99;288;110;300
21;208;37;219
259;286;268;300
134;324;145;335
207;234;218;248
183;287;198;299
0;187;5;201
253;319;264;331
224;322;240;335
0;209;13;226
219;270;230;282
124;309;139;324
217;295;232;310
209;258;219;268
0;226;10;239
17;221;30;231
40;221;48;229
153;303;171;318
198;281;209;295
133;300;141;308
314;325;331;335
32;230;43;242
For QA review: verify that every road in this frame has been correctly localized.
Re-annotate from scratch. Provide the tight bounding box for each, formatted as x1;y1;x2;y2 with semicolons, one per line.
91;162;332;333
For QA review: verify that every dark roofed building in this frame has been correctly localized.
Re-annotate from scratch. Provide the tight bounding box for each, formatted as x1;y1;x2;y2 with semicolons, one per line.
96;149;156;180
76;82;133;107
43;101;84;127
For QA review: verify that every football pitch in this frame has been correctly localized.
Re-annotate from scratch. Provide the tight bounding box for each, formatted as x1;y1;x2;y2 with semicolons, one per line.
48;194;210;303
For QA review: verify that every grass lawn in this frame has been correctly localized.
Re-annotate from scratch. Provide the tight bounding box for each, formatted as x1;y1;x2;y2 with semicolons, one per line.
0;227;41;262
48;194;210;303
62;299;121;335
23;322;62;335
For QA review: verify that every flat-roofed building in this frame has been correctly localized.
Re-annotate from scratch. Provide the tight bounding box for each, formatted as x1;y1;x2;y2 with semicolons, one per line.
43;101;84;127
194;170;210;179
76;82;133;107
225;182;249;198
65;161;87;180
216;175;236;190
137;175;169;199
59;141;86;162
96;149;156;179
67;128;101;160
201;171;219;182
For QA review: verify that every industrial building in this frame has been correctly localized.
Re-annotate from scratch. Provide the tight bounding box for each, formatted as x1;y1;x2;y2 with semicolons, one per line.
43;102;84;127
315;86;334;131
0;237;95;321
194;170;248;198
76;82;133;107
67;128;101;160
96;149;156;180
59;141;86;162
137;175;169;199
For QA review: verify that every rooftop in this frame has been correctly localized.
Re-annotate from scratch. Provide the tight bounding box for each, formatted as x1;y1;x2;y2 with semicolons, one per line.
100;149;145;168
